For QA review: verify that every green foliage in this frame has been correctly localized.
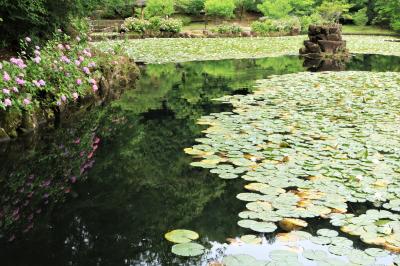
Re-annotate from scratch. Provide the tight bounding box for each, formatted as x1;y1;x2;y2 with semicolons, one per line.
374;0;400;31
159;18;184;33
251;17;300;35
353;7;368;26
121;17;183;34
290;0;315;16
212;24;243;35
145;0;175;18
176;0;205;15
121;18;150;33
317;0;353;23
257;0;293;19
205;0;236;18
299;13;328;33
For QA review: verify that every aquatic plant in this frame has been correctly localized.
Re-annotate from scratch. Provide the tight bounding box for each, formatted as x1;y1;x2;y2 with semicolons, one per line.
186;71;400;254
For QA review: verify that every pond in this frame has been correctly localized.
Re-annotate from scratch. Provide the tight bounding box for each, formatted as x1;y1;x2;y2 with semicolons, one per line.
1;54;400;266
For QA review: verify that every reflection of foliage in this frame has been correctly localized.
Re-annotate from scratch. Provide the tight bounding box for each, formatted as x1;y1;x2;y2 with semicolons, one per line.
0;110;104;240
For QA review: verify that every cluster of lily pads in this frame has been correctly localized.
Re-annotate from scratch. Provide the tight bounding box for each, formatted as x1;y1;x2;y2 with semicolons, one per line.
94;36;400;64
164;229;205;257
185;71;400;255
221;229;400;266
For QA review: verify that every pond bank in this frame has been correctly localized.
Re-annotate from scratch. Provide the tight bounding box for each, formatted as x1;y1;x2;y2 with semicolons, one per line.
0;54;139;142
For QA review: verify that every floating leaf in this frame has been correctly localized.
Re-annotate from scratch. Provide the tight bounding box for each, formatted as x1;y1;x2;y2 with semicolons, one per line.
171;243;205;257
165;229;199;244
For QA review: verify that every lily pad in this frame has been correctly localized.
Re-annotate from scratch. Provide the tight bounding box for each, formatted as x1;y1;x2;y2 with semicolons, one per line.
171;242;205;257
165;229;199;244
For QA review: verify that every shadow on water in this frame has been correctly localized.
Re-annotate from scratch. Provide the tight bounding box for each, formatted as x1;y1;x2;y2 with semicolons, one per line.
0;54;400;266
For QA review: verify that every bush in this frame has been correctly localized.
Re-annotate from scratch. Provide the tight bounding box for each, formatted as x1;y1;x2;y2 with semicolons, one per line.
251;20;277;35
121;17;183;34
0;32;101;112
213;24;243;35
251;17;301;35
121;18;150;33
159;18;183;33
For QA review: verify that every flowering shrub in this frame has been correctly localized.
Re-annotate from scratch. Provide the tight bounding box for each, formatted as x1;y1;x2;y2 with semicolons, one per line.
0;31;100;112
121;17;183;34
159;18;183;33
213;24;243;35
121;18;150;33
251;17;302;35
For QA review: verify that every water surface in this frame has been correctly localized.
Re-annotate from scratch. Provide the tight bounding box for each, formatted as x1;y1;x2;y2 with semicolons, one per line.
1;54;400;266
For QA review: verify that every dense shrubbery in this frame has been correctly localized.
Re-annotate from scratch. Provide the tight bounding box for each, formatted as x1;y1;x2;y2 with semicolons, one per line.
212;24;243;35
251;17;303;35
121;17;183;34
0;32;100;112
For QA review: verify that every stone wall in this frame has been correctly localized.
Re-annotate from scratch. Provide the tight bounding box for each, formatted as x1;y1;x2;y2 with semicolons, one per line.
300;25;348;58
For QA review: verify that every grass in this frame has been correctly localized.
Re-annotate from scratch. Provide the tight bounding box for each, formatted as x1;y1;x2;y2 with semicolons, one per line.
93;35;400;64
342;25;397;35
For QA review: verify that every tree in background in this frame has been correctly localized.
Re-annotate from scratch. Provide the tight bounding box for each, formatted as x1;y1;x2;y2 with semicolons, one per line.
176;0;205;15
290;0;315;16
145;0;175;18
205;0;236;19
317;0;352;22
235;0;257;20
374;0;400;31
257;0;293;19
353;7;368;25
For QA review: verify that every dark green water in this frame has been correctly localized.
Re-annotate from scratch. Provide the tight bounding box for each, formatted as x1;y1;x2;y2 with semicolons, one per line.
0;55;400;266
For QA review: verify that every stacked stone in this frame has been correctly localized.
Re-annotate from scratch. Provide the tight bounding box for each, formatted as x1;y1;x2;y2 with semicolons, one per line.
300;24;348;58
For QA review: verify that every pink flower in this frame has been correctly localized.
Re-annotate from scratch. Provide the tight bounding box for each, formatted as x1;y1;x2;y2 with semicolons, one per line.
72;92;79;100
35;46;40;50
3;72;11;82
2;88;10;95
10;58;27;69
33;80;40;87
60;56;70;64
56;101;62;106
12;87;18;93
79;56;85;62
89;79;96;85
83;67;90;75
23;98;31;105
88;62;96;68
38;80;46;86
61;95;67;102
74;60;81;66
92;85;98;92
34;50;41;56
65;45;71;50
16;77;25;85
4;98;12;107
33;57;41;64
76;79;82;85
25;37;31;42
58;44;64;50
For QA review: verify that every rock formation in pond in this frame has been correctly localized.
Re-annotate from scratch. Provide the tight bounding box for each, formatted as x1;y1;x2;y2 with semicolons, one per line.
300;25;349;58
